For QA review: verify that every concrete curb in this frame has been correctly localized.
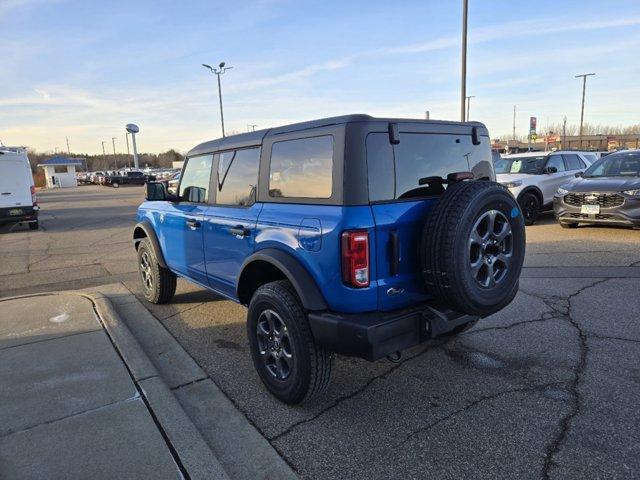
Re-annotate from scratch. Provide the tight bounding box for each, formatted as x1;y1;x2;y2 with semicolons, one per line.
1;290;230;480
90;283;299;480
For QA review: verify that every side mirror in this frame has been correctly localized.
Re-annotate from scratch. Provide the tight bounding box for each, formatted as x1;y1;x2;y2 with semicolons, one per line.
543;166;558;174
575;171;583;177
145;182;167;201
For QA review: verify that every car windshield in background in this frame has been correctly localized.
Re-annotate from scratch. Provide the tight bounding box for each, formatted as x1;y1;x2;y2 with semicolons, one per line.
494;156;546;174
583;151;640;177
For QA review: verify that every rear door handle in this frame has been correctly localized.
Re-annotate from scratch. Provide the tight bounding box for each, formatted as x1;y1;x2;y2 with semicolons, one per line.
186;218;200;230
229;225;250;237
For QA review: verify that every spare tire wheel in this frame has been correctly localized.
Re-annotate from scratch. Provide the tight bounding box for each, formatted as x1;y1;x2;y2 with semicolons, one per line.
421;181;526;317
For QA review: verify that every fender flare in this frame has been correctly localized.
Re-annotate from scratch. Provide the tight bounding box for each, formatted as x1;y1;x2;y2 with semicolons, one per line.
132;219;168;268
237;249;328;311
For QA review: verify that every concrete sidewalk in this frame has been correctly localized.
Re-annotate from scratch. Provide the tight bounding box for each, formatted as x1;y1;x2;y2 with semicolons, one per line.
0;292;227;480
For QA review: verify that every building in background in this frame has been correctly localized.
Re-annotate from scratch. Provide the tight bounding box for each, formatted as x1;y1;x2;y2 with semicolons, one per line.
37;156;83;188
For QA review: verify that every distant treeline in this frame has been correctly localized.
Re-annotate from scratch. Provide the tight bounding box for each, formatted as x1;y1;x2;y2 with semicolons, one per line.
26;149;184;173
498;123;640;142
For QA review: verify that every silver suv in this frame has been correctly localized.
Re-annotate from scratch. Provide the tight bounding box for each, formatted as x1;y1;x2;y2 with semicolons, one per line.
495;151;594;225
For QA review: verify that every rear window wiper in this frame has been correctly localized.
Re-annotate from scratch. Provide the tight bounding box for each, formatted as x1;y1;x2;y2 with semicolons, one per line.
419;171;474;186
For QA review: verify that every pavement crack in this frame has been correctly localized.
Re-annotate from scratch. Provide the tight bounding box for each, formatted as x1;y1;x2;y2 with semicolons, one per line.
463;312;561;335
541;278;609;479
269;339;448;442
394;382;567;449
0;395;140;438
170;377;209;391
587;333;640;345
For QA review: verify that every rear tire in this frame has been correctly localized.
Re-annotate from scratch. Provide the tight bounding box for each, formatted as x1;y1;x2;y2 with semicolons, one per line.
421;181;526;317
247;280;332;405
28;221;39;230
518;192;540;226
137;238;176;304
112;182;119;188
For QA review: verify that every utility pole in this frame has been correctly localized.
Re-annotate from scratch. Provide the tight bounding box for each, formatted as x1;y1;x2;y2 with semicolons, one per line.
66;136;71;154
125;133;131;168
460;0;469;122
111;137;117;170
465;95;475;121
202;62;233;137
101;141;106;157
575;73;595;146
562;116;567;150
512;105;516;141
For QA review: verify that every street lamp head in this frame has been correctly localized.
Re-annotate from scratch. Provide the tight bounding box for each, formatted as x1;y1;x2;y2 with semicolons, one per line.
202;63;212;69
219;61;225;68
125;123;139;134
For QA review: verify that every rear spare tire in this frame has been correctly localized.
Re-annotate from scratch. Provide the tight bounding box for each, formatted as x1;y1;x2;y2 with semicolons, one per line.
421;181;525;317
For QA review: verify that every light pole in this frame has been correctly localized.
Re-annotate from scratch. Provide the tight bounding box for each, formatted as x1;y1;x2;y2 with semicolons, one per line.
247;124;258;132
66;136;71;155
125;133;131;168
460;0;469;122
562;116;567;149
126;124;140;170
202;62;233;137
425;110;430;120
575;73;595;146
512;105;516;141
101;141;106;157
465;95;475;121
111;137;117;170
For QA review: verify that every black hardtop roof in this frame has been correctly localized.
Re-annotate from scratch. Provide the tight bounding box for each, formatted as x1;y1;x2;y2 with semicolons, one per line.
187;114;487;157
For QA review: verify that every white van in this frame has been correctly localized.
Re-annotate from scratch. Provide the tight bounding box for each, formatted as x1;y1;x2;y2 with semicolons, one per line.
0;147;39;230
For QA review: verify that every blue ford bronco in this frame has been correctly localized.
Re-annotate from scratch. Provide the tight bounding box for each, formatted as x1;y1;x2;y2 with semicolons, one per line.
133;115;525;404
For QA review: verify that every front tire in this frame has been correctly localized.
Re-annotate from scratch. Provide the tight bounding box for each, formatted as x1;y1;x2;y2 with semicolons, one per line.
518;192;540;226
247;280;332;405
137;238;176;304
112;182;120;188
29;221;39;230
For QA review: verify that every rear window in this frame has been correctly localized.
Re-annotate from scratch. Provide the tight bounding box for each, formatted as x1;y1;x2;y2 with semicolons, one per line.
367;132;492;201
269;135;333;198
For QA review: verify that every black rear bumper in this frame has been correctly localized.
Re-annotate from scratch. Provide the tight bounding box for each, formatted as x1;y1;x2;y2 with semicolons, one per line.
0;206;38;225
308;302;478;361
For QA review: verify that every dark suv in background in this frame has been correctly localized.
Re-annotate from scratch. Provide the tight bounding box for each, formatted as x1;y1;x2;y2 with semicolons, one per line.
554;150;640;228
133;114;526;404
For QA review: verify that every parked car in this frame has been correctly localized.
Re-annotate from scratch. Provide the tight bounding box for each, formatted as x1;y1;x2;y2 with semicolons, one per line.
104;170;155;188
554;149;640;229
494;151;594;225
158;171;181;195
132;114;526;404
0;147;39;230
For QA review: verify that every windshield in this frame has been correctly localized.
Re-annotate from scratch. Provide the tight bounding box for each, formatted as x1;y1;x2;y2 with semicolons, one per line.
583;151;640;178
494;155;546;174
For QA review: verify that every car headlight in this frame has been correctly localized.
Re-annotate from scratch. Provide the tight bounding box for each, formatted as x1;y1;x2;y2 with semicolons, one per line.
556;187;569;196
622;189;640;196
500;180;522;188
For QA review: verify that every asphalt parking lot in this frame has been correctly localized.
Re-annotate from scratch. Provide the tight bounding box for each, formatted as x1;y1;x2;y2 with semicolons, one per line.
2;186;640;479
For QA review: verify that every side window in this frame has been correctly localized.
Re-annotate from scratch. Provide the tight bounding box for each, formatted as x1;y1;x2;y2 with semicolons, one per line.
216;147;260;206
563;154;583;170
366;133;395;202
546;155;566;172
269;136;333;198
179;154;213;202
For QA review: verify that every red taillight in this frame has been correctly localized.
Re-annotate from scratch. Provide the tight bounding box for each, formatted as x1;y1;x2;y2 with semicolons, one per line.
30;185;37;205
341;230;369;288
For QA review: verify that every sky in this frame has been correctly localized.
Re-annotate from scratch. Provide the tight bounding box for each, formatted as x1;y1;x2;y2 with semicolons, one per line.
1;0;640;154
